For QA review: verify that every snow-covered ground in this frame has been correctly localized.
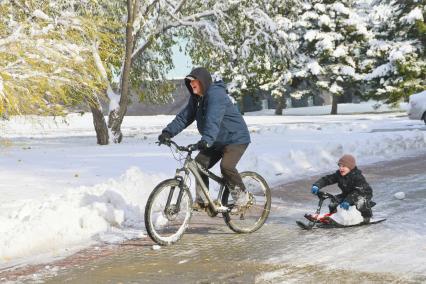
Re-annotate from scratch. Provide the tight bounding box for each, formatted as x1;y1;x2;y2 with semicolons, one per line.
1;101;425;270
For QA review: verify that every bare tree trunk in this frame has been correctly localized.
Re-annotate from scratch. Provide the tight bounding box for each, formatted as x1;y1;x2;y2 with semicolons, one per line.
238;95;245;114
91;107;109;145
274;95;286;115
87;95;109;145
331;94;338;115
107;0;137;143
108;106;125;143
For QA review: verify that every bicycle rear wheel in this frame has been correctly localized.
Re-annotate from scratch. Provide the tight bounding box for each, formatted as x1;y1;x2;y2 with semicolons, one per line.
222;171;271;233
144;179;192;245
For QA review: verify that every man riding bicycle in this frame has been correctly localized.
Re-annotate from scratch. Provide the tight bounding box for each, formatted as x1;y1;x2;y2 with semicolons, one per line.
158;67;251;213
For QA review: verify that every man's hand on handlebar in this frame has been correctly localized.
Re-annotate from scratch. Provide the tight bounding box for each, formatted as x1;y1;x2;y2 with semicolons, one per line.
158;131;171;146
195;140;208;151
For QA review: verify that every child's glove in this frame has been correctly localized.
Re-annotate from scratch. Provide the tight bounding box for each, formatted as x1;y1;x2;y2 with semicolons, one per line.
339;201;350;210
311;185;319;195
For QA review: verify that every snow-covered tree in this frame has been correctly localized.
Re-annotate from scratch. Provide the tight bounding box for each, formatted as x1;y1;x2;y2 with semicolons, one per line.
0;1;107;117
2;0;291;144
186;1;299;114
363;0;425;104
93;0;303;143
0;0;127;144
285;0;372;114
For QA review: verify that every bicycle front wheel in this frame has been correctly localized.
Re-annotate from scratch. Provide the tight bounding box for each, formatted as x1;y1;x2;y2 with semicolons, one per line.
144;179;193;245
222;171;271;233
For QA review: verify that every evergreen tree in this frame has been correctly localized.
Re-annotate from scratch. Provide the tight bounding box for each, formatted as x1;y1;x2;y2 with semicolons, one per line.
363;0;425;103
185;0;299;113
287;0;372;114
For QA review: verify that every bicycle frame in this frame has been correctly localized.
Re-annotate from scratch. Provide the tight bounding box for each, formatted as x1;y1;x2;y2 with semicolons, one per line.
166;144;229;215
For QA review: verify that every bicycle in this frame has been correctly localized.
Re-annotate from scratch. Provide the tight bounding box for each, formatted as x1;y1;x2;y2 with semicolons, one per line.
144;140;271;246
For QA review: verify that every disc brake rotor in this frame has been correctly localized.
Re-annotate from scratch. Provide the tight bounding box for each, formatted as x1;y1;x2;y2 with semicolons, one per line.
164;204;179;221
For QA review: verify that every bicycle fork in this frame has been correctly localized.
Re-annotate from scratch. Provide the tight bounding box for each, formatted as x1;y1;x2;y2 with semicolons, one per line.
163;167;189;217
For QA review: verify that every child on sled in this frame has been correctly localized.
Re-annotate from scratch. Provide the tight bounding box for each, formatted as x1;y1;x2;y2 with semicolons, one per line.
310;154;374;224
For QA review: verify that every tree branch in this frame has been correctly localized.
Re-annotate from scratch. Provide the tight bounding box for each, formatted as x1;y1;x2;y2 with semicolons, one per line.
174;0;187;14
131;9;217;60
0;26;23;47
91;41;108;81
9;0;32;17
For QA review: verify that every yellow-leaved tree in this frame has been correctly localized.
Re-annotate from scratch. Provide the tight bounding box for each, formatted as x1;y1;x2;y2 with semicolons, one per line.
0;0;122;144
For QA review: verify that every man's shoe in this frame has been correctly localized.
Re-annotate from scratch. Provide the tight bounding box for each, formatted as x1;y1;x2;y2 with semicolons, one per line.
363;217;371;224
230;191;249;214
235;190;249;205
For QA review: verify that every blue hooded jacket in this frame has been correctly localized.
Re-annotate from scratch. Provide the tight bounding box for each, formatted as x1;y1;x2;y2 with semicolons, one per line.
163;67;250;146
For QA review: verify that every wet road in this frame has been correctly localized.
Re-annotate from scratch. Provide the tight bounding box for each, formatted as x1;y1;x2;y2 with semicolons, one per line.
6;154;426;283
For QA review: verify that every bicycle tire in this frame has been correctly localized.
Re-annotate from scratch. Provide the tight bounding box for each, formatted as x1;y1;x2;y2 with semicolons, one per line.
222;171;271;233
144;179;193;245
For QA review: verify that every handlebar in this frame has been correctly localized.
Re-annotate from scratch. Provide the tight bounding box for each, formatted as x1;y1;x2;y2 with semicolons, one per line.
317;191;337;202
157;140;198;153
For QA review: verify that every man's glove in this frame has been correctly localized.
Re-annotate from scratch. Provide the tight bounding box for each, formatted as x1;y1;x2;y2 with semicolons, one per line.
158;131;171;145
311;185;319;195
196;140;208;150
339;201;350;210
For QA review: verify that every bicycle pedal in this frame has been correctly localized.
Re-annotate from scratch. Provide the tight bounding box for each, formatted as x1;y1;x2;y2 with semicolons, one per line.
216;206;230;213
230;208;243;215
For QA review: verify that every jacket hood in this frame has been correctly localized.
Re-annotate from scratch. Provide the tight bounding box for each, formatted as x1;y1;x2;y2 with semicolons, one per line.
184;67;212;96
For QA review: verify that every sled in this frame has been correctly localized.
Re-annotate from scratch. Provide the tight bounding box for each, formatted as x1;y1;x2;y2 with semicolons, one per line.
296;191;385;230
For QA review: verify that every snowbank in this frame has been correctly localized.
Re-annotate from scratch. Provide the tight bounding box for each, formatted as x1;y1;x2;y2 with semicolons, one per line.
0;168;165;267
